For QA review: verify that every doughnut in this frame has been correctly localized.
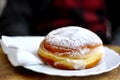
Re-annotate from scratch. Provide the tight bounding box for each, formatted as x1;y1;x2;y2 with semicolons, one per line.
38;26;104;70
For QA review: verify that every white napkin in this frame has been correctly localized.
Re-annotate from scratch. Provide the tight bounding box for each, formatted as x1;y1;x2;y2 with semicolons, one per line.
0;36;44;67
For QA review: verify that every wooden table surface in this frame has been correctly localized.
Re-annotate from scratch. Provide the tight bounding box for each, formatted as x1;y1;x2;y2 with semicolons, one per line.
0;45;120;80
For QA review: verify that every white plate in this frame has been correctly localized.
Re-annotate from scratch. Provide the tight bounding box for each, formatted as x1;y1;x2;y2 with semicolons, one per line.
23;47;120;77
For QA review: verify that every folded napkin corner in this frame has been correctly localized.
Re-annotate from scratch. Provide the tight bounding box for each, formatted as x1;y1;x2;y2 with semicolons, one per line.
0;36;44;67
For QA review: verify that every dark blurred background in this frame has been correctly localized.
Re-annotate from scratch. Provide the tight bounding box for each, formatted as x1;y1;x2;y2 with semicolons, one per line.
0;0;120;45
105;0;120;45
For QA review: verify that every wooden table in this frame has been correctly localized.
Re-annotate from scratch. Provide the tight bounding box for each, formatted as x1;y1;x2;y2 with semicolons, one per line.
0;45;120;80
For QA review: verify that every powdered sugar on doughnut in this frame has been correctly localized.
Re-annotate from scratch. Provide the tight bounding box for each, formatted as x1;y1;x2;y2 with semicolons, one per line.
45;26;102;49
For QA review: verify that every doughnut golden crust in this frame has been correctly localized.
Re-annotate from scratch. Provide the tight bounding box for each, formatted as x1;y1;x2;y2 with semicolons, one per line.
38;26;104;70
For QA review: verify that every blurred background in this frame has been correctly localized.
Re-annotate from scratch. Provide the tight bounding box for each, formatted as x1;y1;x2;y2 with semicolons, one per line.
105;0;120;45
0;0;120;45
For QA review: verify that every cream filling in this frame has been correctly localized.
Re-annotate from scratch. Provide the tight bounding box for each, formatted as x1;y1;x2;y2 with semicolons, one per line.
39;45;104;69
72;46;104;69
